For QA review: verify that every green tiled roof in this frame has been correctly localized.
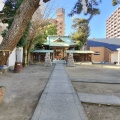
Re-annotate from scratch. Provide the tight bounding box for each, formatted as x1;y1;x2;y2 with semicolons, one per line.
44;35;76;47
31;50;53;53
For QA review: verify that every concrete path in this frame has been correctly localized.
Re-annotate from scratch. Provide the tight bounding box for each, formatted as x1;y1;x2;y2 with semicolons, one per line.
31;64;88;120
78;93;120;106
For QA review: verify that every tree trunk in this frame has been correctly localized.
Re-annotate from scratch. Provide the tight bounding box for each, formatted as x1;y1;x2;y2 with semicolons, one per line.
23;46;28;67
27;50;31;65
27;37;35;64
26;22;38;64
22;26;36;67
0;0;40;66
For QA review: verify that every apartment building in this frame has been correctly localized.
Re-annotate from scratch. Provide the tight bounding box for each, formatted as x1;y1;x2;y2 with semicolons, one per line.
51;8;65;36
56;8;65;35
106;7;120;38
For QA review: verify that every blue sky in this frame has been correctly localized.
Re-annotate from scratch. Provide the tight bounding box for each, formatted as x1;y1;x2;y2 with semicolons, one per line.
53;0;120;38
0;0;120;38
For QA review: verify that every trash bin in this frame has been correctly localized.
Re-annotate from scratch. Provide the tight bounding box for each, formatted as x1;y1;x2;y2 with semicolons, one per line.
14;62;23;73
0;66;3;73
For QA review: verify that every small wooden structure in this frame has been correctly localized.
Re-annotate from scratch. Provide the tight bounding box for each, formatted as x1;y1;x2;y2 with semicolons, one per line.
66;50;95;62
0;50;11;72
30;50;54;62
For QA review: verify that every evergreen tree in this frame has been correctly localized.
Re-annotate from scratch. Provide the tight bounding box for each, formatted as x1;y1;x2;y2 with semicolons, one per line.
34;24;57;50
112;0;120;6
1;0;29;47
69;0;101;21
71;18;90;49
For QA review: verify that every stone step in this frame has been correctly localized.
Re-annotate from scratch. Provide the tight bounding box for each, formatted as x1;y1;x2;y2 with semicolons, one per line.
78;93;120;106
52;60;66;64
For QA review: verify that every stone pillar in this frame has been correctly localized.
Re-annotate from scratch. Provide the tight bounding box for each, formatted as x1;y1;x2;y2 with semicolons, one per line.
53;49;55;60
45;52;52;66
67;53;75;67
63;49;64;59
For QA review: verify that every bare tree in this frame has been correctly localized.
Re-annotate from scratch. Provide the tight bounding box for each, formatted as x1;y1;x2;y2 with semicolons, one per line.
23;0;57;66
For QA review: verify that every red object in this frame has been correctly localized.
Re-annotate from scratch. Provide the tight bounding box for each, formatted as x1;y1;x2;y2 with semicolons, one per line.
14;62;23;73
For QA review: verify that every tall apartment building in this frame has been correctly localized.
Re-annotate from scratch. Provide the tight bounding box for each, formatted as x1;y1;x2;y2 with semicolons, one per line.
52;8;65;36
106;7;120;38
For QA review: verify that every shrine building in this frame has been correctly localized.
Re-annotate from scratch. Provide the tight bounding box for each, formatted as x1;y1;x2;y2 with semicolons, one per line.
31;35;94;62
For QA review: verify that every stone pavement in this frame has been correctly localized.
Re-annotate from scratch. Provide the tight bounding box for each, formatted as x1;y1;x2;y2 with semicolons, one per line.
31;64;88;120
78;93;120;106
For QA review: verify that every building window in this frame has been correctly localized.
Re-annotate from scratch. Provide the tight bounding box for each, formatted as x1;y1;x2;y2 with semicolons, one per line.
94;52;100;55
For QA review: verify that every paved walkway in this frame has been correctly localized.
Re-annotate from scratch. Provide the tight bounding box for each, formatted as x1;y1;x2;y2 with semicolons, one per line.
78;93;120;106
31;64;88;120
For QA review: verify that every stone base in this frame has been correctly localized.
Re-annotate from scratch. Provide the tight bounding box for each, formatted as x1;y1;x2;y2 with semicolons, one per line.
0;86;6;104
67;59;75;67
45;59;52;67
116;63;120;66
0;70;2;74
2;69;8;73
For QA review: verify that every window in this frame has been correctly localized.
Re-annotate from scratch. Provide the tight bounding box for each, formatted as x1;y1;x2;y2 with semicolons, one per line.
94;52;100;55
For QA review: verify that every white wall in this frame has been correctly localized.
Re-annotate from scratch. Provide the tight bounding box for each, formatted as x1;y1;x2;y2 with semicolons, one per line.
16;47;23;62
7;47;23;67
7;48;16;67
111;52;118;63
0;36;2;44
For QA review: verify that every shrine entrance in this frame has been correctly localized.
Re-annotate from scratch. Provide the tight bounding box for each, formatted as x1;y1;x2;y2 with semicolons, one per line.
43;36;77;60
54;50;62;60
52;47;68;60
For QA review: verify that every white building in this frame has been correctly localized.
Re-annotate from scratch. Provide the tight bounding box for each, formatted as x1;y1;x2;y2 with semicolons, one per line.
106;7;120;38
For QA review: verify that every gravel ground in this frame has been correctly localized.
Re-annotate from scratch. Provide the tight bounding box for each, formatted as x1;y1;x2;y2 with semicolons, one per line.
1;64;120;120
0;63;54;120
65;65;120;120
